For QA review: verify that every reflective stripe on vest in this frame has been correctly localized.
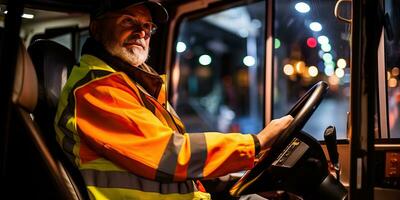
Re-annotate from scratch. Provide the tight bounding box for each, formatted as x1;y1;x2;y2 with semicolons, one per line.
54;55;210;199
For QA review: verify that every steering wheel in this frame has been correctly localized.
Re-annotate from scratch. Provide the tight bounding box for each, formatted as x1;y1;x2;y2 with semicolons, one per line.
230;81;329;197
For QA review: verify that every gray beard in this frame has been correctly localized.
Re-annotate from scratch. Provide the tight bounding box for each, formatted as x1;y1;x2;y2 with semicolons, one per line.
104;40;149;67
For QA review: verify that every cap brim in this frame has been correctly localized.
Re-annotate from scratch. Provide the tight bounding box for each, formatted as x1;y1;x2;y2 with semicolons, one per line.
91;0;168;24
143;1;168;24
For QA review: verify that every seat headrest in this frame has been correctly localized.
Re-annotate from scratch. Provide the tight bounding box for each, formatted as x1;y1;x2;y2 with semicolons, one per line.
12;40;38;112
28;40;76;109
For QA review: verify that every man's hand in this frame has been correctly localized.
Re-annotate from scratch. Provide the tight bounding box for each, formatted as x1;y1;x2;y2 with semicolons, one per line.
257;115;294;150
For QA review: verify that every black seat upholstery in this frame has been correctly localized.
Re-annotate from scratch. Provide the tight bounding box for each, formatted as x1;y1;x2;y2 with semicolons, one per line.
9;38;89;200
28;40;74;140
27;39;90;200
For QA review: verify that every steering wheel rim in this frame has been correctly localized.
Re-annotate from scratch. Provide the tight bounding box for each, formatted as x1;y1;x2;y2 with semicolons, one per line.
230;81;329;197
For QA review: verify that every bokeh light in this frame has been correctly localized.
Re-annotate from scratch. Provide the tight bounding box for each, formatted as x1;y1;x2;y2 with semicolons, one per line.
388;78;398;88
243;56;256;67
321;43;332;52
295;2;311;13
309;22;322;32
337;58;347;69
392;67;399;76
308;66;319;77
317;35;329;44
307;37;317;48
275;38;281;49
199;55;212;65
335;68;345;78
284;64;295;76
176;42;187;53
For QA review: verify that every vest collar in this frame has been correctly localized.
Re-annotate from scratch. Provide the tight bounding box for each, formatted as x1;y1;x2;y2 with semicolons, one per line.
81;38;163;98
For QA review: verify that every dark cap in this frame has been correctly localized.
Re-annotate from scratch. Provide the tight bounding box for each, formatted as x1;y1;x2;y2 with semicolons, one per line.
91;0;168;24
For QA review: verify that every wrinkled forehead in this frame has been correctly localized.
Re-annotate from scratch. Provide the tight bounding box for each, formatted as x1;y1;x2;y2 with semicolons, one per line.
111;4;153;21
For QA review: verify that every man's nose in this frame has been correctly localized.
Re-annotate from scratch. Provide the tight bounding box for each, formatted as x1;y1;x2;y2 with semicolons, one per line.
135;30;147;39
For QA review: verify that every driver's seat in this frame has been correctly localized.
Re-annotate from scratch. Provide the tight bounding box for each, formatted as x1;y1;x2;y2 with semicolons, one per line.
10;39;89;199
27;39;90;200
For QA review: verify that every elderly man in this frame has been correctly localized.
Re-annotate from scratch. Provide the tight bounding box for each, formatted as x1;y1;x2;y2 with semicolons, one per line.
54;0;293;199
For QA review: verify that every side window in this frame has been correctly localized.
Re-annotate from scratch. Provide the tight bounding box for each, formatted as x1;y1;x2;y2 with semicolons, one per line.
385;0;400;138
172;1;266;134
273;1;351;140
50;33;72;49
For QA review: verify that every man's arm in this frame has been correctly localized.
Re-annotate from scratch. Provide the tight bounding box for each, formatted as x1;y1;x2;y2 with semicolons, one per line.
75;73;256;182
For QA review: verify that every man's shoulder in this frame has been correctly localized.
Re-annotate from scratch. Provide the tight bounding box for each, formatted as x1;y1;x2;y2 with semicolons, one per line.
79;54;116;73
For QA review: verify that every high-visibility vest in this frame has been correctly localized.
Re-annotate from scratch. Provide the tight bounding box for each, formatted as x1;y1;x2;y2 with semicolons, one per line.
54;54;256;200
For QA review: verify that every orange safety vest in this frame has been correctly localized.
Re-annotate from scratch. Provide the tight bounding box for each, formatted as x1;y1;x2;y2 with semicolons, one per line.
54;53;256;199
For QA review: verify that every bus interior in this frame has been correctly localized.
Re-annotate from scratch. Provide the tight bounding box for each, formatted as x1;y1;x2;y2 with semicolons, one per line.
0;0;399;199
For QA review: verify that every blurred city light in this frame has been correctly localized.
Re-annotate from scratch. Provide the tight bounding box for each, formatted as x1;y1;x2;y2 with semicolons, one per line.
308;66;319;77
388;78;398;88
22;13;34;19
4;10;35;19
321;43;331;52
392;67;399;76
335;68;345;78
337;58;347;69
306;37;317;48
176;42;187;53
322;53;333;62
295;2;311;13
243;56;256;67
284;64;294;75
239;29;249;38
318;50;325;58
309;22;322;32
324;66;334;76
324;61;335;68
275;38;281;49
251;19;262;29
328;75;340;85
317;35;329;44
199;55;212;65
295;61;306;73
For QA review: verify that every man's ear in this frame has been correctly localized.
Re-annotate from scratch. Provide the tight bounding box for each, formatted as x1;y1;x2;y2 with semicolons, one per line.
89;21;97;38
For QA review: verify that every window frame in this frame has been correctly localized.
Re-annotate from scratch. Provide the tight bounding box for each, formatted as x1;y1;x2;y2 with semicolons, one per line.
165;0;273;131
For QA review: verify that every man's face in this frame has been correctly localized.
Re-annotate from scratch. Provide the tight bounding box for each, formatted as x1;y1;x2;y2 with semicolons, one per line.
92;5;153;67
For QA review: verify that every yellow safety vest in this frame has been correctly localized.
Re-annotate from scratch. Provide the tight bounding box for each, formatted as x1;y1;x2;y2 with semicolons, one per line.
54;54;256;200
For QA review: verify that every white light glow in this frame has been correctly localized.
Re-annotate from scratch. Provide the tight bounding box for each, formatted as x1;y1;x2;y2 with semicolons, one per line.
323;53;333;62
295;2;311;13
284;64;294;76
176;42;187;53
251;19;262;29
335;68;345;78
199;55;212;66
4;11;35;19
243;56;256;67
324;66;334;76
325;61;335;69
239;29;249;38
317;35;329;44
309;22;322;32
318;50;325;58
321;43;332;52
308;66;319;77
22;14;34;19
337;58;347;69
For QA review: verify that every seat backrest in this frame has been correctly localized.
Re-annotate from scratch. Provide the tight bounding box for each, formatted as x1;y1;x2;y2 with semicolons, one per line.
28;40;74;138
12;39;88;200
